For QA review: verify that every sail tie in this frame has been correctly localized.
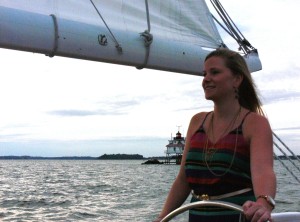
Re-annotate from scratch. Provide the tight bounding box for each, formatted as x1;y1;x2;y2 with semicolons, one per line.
89;0;122;53
136;0;153;70
47;14;59;58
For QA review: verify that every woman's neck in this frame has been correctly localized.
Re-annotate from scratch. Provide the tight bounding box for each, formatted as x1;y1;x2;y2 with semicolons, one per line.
213;101;241;120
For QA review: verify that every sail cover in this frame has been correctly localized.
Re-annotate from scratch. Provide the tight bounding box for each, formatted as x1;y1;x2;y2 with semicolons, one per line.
0;0;261;75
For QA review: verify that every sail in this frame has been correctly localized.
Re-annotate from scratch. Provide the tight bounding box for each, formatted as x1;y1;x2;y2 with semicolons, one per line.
0;0;261;75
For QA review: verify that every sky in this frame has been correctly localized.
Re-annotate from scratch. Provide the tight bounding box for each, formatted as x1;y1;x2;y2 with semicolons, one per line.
1;0;300;157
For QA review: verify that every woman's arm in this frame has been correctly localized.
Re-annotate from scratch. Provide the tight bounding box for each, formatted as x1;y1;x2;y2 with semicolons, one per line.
153;166;191;221
243;113;276;221
154;113;204;221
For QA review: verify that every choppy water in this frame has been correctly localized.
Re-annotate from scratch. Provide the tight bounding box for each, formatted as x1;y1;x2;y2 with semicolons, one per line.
0;160;299;221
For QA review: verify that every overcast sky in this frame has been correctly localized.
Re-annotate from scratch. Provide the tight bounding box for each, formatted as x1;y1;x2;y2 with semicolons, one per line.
1;0;300;157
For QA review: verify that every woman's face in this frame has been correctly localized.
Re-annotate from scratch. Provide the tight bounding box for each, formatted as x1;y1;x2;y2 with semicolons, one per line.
202;56;238;101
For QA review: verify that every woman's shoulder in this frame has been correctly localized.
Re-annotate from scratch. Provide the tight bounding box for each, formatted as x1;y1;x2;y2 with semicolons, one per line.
242;110;271;137
188;111;211;131
243;111;270;125
190;111;210;123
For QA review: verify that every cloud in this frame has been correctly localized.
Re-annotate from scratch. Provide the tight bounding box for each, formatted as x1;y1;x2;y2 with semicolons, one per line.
275;126;300;132
253;65;300;105
261;90;300;105
48;110;106;116
0;133;29;142
0;123;34;141
47;98;141;117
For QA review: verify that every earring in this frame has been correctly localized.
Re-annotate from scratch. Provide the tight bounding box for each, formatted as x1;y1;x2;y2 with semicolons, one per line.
234;87;239;100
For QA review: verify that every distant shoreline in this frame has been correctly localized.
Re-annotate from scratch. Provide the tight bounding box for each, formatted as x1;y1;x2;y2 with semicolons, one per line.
0;154;166;160
0;155;297;160
0;156;97;160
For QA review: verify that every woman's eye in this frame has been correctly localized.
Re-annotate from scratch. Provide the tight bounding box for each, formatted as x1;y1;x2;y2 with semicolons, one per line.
203;69;220;77
211;70;220;75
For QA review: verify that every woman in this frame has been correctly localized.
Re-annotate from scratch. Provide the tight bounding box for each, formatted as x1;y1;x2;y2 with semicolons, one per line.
154;49;276;222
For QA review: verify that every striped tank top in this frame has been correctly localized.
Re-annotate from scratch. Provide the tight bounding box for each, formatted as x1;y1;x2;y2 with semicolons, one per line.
185;111;255;222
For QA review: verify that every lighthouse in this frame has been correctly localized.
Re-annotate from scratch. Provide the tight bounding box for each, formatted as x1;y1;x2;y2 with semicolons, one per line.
165;128;185;164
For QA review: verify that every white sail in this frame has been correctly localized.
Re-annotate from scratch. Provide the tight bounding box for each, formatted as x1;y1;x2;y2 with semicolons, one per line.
0;0;261;75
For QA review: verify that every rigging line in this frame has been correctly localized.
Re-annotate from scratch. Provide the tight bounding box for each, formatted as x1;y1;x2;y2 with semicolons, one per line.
212;0;245;41
215;1;244;41
145;0;151;32
274;153;300;183
274;142;300;173
211;0;247;53
211;14;235;39
136;0;153;70
89;0;122;53
273;131;300;163
210;0;239;41
210;1;236;39
219;7;253;51
210;0;255;54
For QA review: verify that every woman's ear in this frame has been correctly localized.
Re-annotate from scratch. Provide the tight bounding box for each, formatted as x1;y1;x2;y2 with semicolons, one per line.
234;74;243;88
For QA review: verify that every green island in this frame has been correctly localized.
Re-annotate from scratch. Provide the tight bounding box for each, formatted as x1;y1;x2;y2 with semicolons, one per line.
97;154;144;160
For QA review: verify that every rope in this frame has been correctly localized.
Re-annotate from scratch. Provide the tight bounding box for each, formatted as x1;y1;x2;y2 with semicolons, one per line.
273;132;300;163
89;0;122;53
145;0;151;32
273;153;300;183
270;131;300;183
274;142;300;172
273;132;300;183
136;0;153;70
210;0;256;54
47;14;59;58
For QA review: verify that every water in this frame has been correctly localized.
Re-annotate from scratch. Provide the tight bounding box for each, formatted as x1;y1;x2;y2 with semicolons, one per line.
0;160;299;221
